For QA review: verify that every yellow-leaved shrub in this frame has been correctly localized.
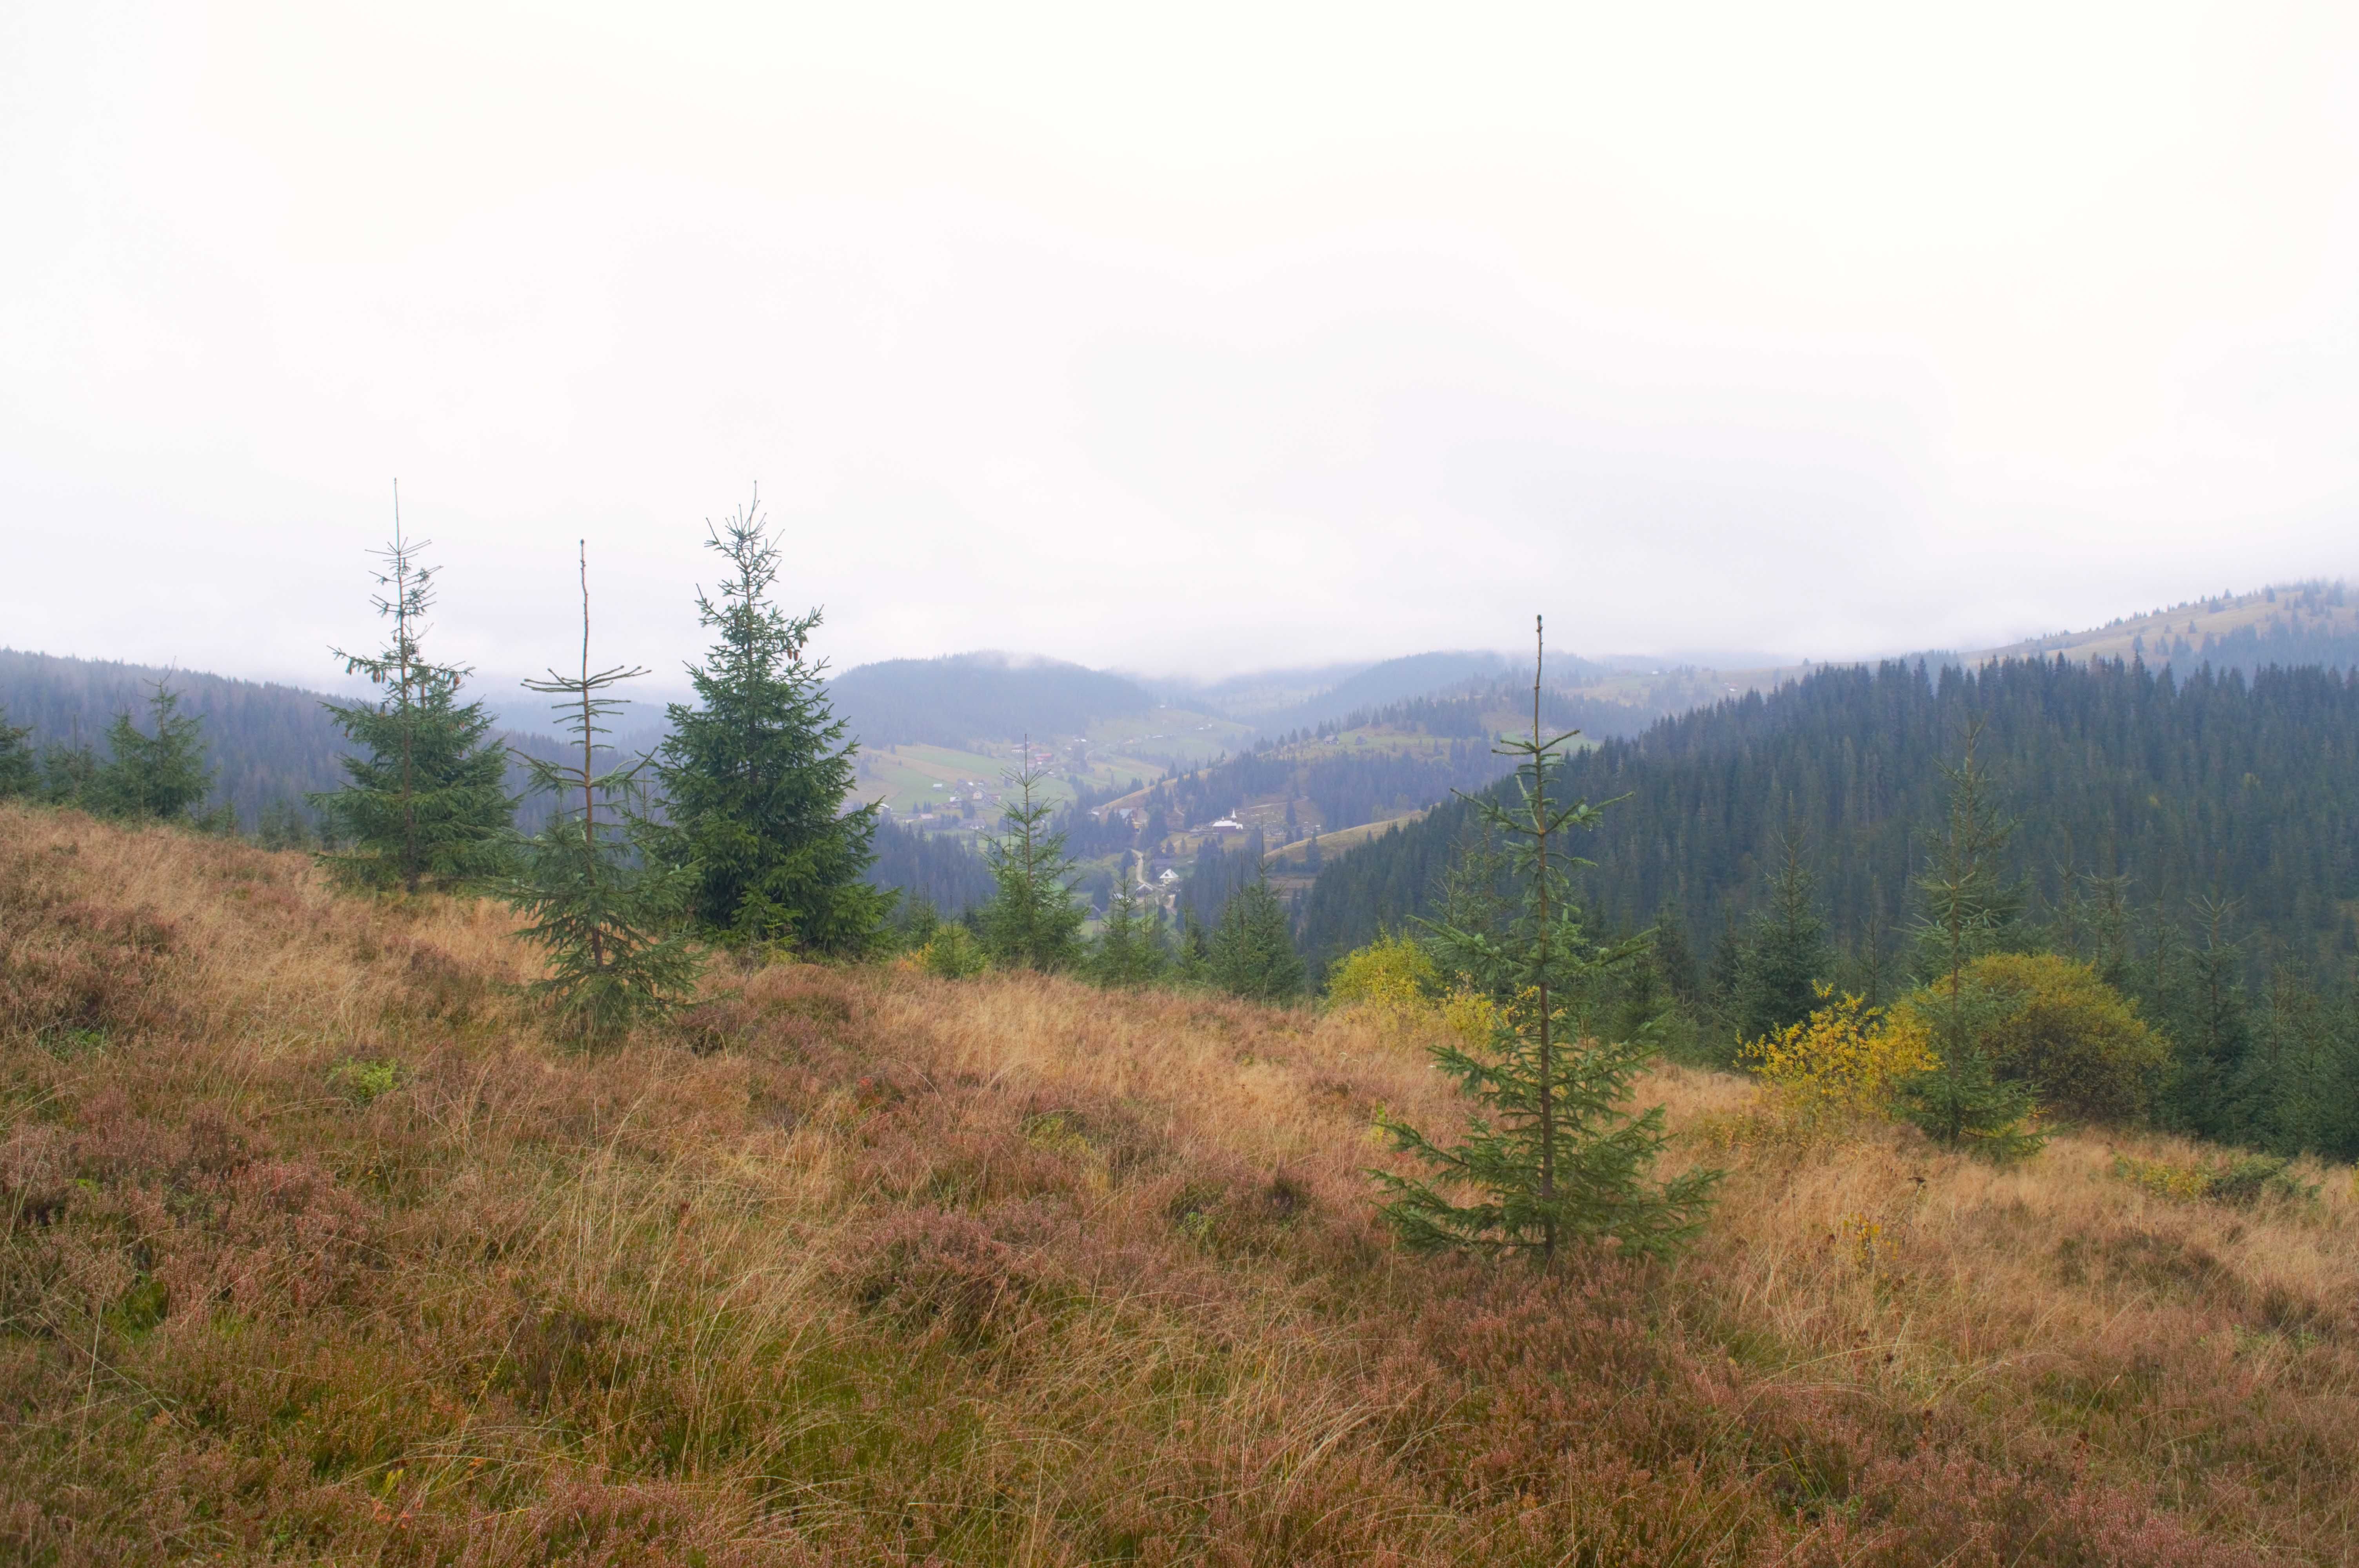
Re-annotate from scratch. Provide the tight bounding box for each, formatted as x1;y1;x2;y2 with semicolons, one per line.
1740;989;1933;1120
1326;934;1439;1018
1438;986;1499;1051
1326;935;1502;1053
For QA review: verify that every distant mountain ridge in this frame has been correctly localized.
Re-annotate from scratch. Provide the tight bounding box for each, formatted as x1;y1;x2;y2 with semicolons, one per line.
1244;651;1521;736
828;652;1156;748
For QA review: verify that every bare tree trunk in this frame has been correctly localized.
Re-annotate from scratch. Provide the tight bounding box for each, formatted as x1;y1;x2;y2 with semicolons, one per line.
1531;615;1555;1264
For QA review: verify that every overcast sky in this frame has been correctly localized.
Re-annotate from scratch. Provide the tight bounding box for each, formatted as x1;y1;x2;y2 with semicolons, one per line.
5;2;2358;686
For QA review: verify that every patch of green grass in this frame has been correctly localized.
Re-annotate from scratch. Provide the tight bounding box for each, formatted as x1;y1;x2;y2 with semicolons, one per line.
329;1057;400;1105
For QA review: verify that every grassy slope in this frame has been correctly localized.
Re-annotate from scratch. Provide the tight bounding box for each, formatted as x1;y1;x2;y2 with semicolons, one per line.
1976;585;2359;665
4;807;2356;1564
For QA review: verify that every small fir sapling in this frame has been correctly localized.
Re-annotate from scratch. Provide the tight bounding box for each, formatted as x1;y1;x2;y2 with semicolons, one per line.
38;727;100;807
1373;617;1720;1264
507;541;703;1040
1091;852;1172;986
0;708;35;799
1207;877;1303;1003
91;682;218;824
978;745;1086;971
311;486;516;892
1729;835;1834;1043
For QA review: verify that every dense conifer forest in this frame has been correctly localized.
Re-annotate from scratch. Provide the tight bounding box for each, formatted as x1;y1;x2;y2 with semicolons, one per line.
866;817;996;914
1304;655;2359;975
1301;653;2359;1157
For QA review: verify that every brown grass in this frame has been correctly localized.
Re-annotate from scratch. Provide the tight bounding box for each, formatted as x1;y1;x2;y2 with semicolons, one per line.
4;802;2358;1563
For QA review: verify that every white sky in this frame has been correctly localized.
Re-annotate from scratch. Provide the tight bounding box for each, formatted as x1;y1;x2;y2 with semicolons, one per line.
5;1;2358;684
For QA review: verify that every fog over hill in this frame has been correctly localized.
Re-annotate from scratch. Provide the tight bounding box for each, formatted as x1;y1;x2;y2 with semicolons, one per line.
827;653;1157;749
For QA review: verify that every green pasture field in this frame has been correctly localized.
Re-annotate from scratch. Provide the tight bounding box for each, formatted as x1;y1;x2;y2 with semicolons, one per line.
1264;809;1428;866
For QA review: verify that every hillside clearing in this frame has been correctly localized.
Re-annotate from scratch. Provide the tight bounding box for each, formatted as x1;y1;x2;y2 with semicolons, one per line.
4;805;2355;1564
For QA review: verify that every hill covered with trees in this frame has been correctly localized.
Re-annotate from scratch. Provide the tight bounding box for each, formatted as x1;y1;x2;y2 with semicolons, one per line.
829;653;1155;748
1303;654;2359;983
0;648;578;834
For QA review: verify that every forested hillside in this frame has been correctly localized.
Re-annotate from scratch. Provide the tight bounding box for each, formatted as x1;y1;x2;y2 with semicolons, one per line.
1302;655;2359;979
865;818;995;914
0;649;571;831
0;649;359;827
830;653;1153;748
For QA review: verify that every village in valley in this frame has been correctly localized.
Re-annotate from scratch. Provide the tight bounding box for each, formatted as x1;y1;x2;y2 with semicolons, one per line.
851;687;1574;929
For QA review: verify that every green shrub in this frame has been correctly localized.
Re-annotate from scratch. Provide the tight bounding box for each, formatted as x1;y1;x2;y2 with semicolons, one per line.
329;1058;400;1105
921;924;989;979
1897;952;2164;1123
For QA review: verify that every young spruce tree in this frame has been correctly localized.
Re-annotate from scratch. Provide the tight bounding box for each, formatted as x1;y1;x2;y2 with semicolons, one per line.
313;495;517;891
1896;720;2043;1157
0;708;36;800
507;544;703;1041
1374;619;1720;1263
652;491;890;953
38;729;99;808
1208;877;1303;1002
92;682;217;824
1729;836;1832;1043
1090;852;1171;986
978;745;1086;971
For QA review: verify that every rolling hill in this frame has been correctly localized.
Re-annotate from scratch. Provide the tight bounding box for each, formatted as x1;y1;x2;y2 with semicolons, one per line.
4;802;2351;1563
828;653;1156;749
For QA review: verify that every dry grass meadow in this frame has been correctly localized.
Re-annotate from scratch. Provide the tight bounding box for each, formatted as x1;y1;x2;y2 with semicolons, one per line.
6;801;2359;1564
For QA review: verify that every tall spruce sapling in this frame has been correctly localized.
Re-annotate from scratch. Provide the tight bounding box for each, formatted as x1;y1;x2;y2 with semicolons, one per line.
652;490;891;954
0;708;35;799
1648;897;1701;1008
1730;836;1832;1043
38;727;99;807
313;492;517;892
1092;851;1171;986
507;543;702;1041
2156;895;2255;1140
91;682;217;823
978;745;1086;971
1208;877;1303;1002
1176;912;1212;981
1896;720;2043;1157
1373;618;1720;1264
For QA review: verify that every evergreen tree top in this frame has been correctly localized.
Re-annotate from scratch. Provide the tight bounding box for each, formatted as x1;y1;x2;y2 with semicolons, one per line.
330;486;475;697
518;541;653;831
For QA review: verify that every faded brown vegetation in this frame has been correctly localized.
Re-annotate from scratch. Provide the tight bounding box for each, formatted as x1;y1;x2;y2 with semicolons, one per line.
4;803;2357;1564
